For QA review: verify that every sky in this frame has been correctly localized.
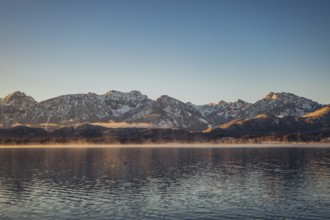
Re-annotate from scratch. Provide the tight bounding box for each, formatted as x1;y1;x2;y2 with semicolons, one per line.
0;0;329;104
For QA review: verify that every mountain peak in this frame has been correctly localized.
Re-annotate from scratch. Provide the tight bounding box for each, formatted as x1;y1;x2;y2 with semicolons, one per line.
134;94;209;130
105;90;120;96
1;91;37;110
158;94;172;99
105;90;148;102
156;95;180;105
237;99;248;104
264;92;278;100
217;99;248;106
105;90;143;96
87;92;97;96
246;92;321;118
4;91;27;98
218;100;227;105
263;92;304;101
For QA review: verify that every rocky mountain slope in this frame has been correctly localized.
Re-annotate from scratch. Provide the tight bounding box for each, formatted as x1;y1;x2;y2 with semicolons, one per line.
193;99;252;126
0;91;208;130
127;95;209;130
208;105;330;136
0;90;326;131
242;92;321;118
0;91;37;110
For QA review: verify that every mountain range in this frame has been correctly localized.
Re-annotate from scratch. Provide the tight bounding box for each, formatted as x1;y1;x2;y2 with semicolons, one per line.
0;90;329;143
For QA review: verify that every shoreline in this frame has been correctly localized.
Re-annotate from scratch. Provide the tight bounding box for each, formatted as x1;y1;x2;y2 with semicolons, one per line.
0;142;330;149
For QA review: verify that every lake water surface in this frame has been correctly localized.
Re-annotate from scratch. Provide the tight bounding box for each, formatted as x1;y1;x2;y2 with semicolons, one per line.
0;146;330;219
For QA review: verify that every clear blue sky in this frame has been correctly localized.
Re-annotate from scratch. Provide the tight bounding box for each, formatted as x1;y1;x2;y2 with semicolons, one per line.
0;0;329;104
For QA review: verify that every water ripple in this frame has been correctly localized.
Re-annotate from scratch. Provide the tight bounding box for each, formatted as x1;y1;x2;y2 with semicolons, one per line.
0;147;330;219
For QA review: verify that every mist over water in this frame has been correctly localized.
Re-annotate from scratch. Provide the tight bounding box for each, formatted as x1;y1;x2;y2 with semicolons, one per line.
1;147;330;219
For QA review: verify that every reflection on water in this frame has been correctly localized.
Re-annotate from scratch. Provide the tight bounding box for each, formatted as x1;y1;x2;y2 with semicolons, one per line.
0;147;330;219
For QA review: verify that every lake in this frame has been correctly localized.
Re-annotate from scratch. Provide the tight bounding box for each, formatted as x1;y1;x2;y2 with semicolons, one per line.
0;146;330;219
